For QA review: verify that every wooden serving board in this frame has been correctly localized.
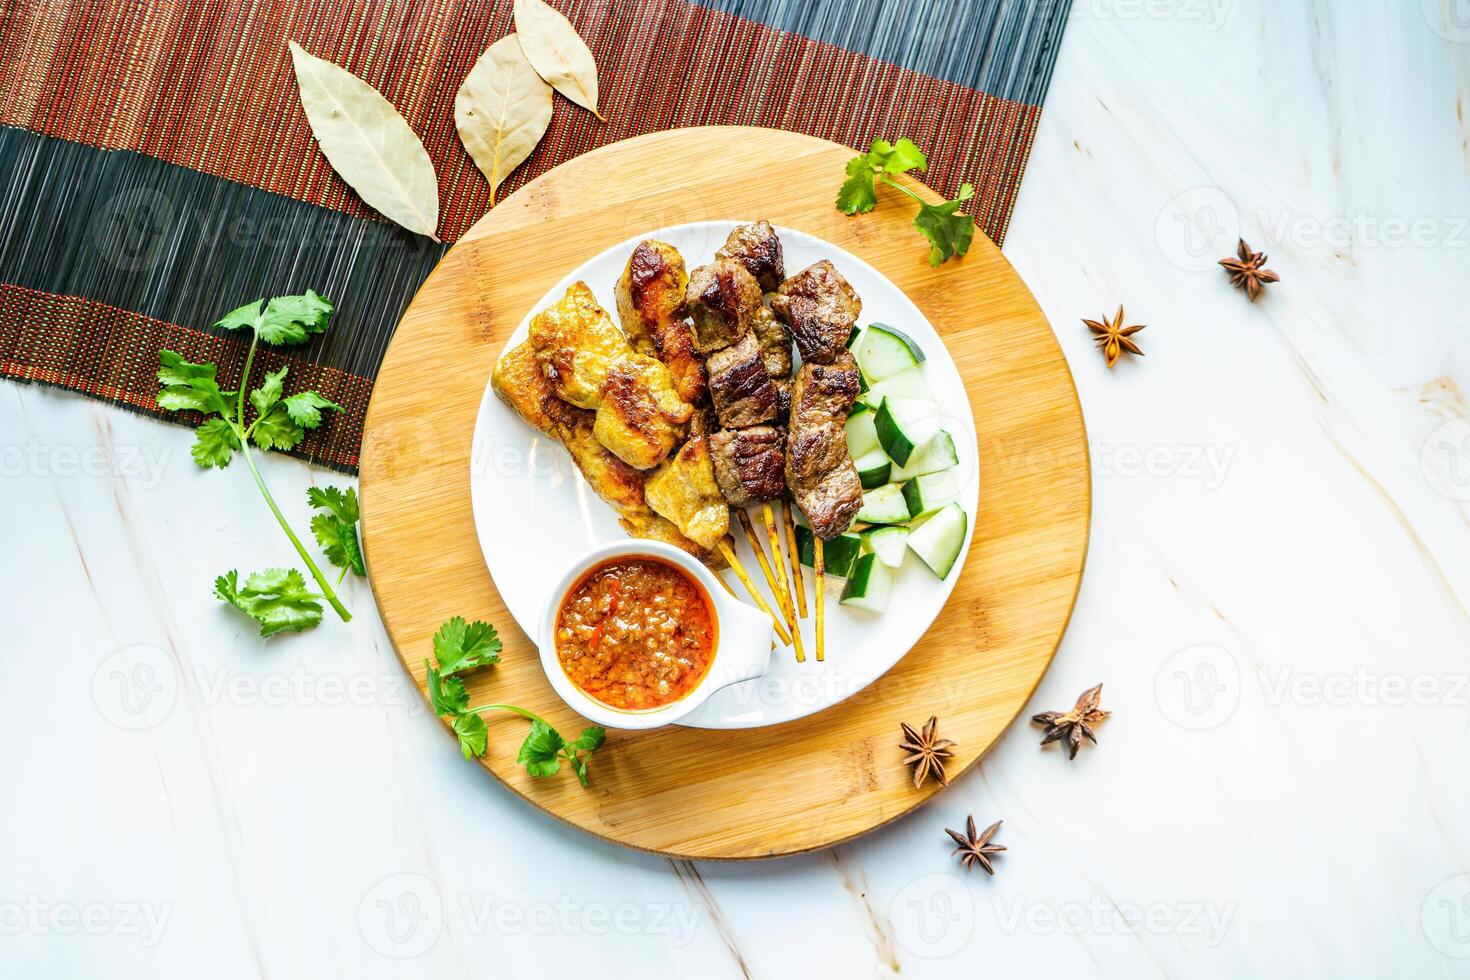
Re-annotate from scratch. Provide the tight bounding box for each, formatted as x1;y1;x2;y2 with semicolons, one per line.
359;127;1090;860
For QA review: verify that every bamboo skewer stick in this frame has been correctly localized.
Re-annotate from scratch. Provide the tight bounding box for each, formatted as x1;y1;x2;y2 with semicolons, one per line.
717;540;792;646
736;508;793;633
782;499;808;618
761;502;804;663
814;536;826;662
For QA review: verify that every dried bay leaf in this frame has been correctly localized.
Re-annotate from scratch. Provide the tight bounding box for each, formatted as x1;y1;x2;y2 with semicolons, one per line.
288;41;441;239
513;0;604;120
454;34;554;204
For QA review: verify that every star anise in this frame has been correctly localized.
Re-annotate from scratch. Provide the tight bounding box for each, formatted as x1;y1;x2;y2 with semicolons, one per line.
1219;239;1280;301
946;816;1006;874
899;715;956;788
1032;683;1110;760
1083;306;1145;368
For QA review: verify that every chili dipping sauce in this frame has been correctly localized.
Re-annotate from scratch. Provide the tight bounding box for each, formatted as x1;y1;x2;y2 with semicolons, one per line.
554;555;717;710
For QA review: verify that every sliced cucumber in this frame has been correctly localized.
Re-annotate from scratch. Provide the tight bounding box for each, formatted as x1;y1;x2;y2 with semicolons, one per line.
857;324;925;382
889;430;958;481
862;525;911;568
873;397;935;466
847;326;863;349
862;366;931;406
856;483;910;524
839;553;894;612
845;409;880;458
794;526;863;578
906;503;967;578
902;471;960;519
853;448;892;490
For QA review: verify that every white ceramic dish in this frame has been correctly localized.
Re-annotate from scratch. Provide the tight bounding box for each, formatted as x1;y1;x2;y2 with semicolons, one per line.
536;539;774;729
469;221;979;729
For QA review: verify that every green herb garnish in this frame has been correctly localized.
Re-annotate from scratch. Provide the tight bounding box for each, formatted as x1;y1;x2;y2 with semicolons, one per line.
157;291;354;635
836;137;976;266
425;616;605;785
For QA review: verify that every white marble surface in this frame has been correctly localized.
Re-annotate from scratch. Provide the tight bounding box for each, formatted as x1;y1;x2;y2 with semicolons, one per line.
6;2;1470;976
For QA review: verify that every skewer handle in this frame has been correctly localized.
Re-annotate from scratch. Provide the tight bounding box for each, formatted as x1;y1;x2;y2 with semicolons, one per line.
762;503;804;664
814;536;826;663
783;499;808;619
718;541;792;647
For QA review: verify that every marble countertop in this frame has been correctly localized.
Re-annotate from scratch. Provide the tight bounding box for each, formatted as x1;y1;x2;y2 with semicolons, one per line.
6;2;1470;976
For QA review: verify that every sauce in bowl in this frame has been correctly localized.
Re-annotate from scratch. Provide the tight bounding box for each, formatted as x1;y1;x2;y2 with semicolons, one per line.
554;555;717;710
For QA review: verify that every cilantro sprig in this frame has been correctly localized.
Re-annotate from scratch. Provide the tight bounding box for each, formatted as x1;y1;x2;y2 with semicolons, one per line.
426;616;606;786
837;137;977;266
157;291;357;636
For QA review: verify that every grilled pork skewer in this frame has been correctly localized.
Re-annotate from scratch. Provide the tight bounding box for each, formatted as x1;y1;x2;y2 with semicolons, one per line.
614;240;706;405
773;259;867;662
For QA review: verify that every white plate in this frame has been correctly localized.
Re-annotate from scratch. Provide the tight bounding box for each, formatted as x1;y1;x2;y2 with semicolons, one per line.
469;221;980;729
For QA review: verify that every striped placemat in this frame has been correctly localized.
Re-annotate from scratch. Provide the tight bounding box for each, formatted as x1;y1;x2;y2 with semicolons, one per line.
0;0;1073;472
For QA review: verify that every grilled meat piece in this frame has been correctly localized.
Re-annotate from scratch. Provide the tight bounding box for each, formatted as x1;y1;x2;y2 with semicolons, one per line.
644;435;731;551
528;281;692;470
493;340;720;567
709;425;786;506
614;240;706;405
787;352;864;539
751;305;793;380
706;331;780;428
770;259;862;365
716;220;785;292
685;259;762;354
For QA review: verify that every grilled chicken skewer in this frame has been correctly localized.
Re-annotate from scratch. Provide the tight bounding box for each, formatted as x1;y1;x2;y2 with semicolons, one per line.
492;341;721;566
528;281;693;470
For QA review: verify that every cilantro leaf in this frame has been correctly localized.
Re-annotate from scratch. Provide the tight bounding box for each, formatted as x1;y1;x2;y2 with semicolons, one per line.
283;391;342;428
433;616;502;675
563;726;607;786
517;719;566;778
214;291;334;346
250;407;305;451
192;417;241;468
877;136;926;174
913;183;976;267
426;661;469;716
249;365;288;417
309;485;364;576
836;155;878;215
214;567;324;637
157;350;235;418
453;711;488;759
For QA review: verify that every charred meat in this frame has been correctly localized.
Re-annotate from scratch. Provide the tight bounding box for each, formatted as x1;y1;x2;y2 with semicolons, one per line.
614;240;706;405
716;220;785;292
770;260;862;365
751;305;793;380
706;331;780;429
685;259;762;354
786;352;864;539
709;425;786;507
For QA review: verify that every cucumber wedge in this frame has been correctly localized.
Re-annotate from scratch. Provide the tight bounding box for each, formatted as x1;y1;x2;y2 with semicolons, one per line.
857;323;925;382
862;525;911;568
856;483;910;524
889;430;958;482
839;553;894;612
794;526;863;578
906;503;967;578
853;448;893;490
902;471;960;519
873;397;935;465
861;366;931;406
845;409;880;458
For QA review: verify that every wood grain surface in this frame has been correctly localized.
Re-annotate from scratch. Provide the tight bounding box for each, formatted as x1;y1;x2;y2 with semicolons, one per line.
358;127;1090;860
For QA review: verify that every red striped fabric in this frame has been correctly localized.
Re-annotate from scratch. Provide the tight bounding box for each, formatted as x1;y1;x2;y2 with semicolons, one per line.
0;284;370;470
0;0;1041;244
